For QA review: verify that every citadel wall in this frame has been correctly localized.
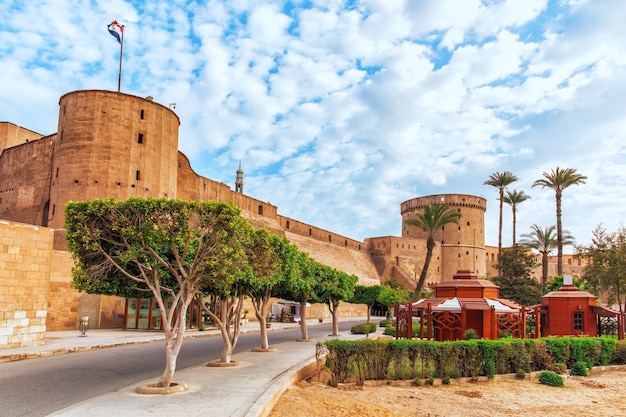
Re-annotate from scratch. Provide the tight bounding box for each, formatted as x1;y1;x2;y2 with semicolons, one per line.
0;122;44;151
0;136;55;226
0;220;53;348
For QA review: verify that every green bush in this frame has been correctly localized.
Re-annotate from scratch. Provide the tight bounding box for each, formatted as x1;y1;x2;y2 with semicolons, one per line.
553;362;567;374
571;361;588;377
464;328;477;340
515;369;526;380
383;322;423;337
538;370;564;387
379;319;391;328
442;375;451;385
351;322;377;334
610;340;626;364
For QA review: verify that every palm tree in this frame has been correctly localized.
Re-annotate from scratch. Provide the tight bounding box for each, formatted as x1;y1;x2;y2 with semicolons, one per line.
519;224;575;284
502;189;531;246
403;204;461;301
532;167;587;275
484;171;519;271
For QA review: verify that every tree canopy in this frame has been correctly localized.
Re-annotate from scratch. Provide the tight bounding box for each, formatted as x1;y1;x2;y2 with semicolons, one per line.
491;245;544;306
65;198;247;386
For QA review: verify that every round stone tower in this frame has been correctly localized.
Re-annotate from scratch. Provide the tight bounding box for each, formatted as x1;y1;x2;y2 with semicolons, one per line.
400;194;487;279
47;90;180;229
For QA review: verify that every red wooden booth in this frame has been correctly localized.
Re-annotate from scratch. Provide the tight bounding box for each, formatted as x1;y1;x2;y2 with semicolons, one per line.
529;276;624;340
397;270;525;341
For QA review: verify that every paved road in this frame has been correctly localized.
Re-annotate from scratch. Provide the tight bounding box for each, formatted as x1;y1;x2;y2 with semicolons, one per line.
0;323;350;417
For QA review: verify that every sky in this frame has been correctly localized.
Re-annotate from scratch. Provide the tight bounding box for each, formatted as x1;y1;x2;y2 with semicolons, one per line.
2;0;625;250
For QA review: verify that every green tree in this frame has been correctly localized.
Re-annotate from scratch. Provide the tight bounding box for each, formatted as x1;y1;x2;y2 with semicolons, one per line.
519;224;575;284
491;246;544;306
273;251;320;341
484;171;519;269
350;285;383;323
579;226;626;312
315;265;358;336
403;204;461;301
377;284;411;315
502;189;531;246
244;229;293;351
532;167;587;275
546;275;588;292
65;198;246;387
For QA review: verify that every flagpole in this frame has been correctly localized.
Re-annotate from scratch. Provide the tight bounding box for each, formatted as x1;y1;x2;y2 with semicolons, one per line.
117;25;124;92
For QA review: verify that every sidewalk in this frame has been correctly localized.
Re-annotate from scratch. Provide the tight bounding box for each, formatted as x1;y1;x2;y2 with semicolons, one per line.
1;316;382;417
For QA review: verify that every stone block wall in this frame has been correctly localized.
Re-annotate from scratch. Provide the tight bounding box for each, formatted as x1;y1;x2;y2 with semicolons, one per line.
0;220;54;348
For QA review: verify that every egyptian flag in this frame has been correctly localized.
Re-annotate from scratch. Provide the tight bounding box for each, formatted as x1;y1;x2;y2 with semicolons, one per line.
107;20;124;44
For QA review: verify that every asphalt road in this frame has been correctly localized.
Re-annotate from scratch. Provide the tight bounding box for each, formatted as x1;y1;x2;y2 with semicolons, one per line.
0;322;354;417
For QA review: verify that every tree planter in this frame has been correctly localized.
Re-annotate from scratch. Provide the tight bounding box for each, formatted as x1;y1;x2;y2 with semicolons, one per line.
319;318;324;323
266;323;272;329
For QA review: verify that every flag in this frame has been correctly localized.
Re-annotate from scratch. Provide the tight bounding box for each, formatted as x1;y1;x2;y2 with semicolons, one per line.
107;20;124;44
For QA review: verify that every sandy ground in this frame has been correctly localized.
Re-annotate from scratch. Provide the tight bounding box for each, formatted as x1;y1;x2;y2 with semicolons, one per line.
269;368;626;417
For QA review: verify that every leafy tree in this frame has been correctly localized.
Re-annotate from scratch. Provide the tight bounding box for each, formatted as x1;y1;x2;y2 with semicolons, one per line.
491;245;544;306
579;226;626;312
65;198;245;387
350;285;383;323
244;229;293;351
403;204;461;300
484;171;519;269
377;284;410;315
519;224;575;284
546;275;588;292
533;167;587;275
502;189;531;246
273;251;320;341
315;265;358;336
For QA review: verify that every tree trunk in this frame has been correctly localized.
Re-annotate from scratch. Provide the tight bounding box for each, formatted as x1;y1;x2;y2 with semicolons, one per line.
542;255;549;285
556;190;563;276
253;302;270;350
498;189;504;277
157;291;192;387
411;237;435;301
366;305;371;323
329;301;339;336
299;301;309;340
512;207;517;246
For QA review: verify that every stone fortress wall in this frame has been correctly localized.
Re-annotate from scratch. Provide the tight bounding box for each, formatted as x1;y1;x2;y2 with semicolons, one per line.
0;89;491;347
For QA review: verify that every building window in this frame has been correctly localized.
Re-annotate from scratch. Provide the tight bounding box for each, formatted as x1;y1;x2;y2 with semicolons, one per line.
138;133;144;144
55;167;59;178
52;204;56;215
140;109;145;120
286;221;290;229
467;221;470;226
136;170;141;181
258;205;263;215
309;228;312;236
573;312;584;332
60;130;63;140
328;234;332;242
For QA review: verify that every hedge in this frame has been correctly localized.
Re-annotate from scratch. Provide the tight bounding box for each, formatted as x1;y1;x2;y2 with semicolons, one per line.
315;338;626;385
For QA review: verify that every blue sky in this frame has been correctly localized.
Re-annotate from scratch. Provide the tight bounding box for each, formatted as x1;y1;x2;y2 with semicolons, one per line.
2;0;625;250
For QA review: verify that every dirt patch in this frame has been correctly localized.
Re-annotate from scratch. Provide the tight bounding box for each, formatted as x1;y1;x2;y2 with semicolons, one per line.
269;369;626;417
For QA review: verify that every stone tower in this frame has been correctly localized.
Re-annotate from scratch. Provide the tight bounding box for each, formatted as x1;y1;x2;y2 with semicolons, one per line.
47;90;180;229
400;194;487;279
235;161;244;193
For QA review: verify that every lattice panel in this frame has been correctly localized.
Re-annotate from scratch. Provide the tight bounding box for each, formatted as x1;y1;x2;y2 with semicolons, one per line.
498;313;523;338
432;311;461;340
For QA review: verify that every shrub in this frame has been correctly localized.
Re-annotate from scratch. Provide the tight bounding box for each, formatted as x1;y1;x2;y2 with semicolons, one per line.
610;340;626;364
351;323;377;334
379;319;391;328
383;322;422;337
442;375;451;385
464;328;477;340
484;362;496;379
413;377;422;386
538;370;564;387
553;362;567;374
425;376;434;386
515;369;526;380
571;361;588;377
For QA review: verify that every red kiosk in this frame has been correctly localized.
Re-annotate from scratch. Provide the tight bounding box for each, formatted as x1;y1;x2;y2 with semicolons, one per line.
400;270;525;341
532;275;624;339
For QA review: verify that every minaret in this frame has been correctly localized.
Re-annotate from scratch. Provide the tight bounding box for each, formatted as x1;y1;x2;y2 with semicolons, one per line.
235;161;244;193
